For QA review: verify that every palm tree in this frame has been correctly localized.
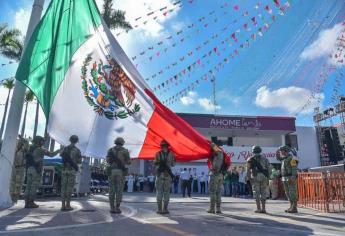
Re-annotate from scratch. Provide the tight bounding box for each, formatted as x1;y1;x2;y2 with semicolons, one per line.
21;90;35;137
0;24;23;141
0;78;15;140
102;0;132;30
0;24;23;61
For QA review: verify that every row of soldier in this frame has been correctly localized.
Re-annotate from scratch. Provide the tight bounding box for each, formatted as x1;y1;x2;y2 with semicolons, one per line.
10;135;298;214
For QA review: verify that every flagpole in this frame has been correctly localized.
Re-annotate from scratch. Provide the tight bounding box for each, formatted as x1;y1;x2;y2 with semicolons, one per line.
0;0;45;208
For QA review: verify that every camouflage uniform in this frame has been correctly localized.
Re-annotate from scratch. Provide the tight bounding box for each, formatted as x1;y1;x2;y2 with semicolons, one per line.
208;145;224;214
247;146;270;213
154;142;175;214
24;136;61;208
61;139;82;211
277;146;298;213
106;137;130;214
10;138;29;202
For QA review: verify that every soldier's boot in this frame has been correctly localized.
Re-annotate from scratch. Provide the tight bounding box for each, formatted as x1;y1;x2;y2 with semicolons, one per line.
207;203;215;214
255;200;261;213
216;203;222;214
114;203;122;214
24;199;30;208
27;200;39;208
261;200;267;214
109;201;116;214
61;200;66;211
285;201;292;213
156;201;163;214
162;202;169;214
65;199;74;211
216;205;222;214
288;201;298;213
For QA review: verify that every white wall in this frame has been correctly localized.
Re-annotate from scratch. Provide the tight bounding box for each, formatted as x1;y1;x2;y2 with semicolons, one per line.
296;126;320;169
233;136;282;147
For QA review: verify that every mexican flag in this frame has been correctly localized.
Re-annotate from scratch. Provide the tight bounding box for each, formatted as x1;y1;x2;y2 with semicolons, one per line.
16;0;212;160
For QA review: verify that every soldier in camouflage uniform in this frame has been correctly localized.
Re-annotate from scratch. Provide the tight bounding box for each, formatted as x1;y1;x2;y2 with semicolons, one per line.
207;143;224;214
154;140;175;214
106;137;130;214
276;145;298;213
24;136;61;208
60;135;82;211
10;137;29;202
246;146;270;213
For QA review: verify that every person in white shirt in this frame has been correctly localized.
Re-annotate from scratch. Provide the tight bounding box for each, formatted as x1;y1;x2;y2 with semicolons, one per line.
199;172;207;194
180;168;190;197
147;173;155;192
127;174;134;193
238;167;247;197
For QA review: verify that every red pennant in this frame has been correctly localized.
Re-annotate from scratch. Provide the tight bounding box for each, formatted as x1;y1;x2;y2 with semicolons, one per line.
274;0;280;7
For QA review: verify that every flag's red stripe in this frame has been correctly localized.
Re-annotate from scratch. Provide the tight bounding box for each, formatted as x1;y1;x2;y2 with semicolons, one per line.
138;89;211;161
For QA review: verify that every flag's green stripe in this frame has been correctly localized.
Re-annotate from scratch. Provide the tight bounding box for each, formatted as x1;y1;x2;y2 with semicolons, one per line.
16;0;102;117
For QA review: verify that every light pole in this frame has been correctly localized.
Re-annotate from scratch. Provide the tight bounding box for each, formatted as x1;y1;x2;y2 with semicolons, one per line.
0;0;45;207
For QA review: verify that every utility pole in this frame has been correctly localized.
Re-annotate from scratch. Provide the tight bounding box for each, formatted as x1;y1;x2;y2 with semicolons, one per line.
0;0;45;207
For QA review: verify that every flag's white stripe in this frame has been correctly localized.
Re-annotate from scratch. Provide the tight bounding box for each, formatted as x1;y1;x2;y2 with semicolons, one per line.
48;24;155;158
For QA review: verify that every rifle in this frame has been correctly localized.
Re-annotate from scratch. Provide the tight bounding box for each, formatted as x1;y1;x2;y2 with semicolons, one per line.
61;146;79;171
157;152;175;180
251;157;269;178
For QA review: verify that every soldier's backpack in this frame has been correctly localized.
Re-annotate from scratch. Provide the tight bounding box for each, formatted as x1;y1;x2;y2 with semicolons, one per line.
220;152;231;174
25;146;40;173
61;146;79;171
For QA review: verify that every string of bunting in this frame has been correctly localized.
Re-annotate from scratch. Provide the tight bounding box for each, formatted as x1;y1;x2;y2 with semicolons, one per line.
161;1;291;105
295;23;345;114
115;0;188;37
131;1;263;63
153;2;290;93
132;1;288;64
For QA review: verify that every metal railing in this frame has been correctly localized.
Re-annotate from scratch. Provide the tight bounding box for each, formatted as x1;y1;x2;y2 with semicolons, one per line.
298;172;345;213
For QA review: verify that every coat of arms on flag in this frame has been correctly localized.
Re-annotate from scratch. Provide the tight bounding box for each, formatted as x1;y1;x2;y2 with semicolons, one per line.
81;55;141;120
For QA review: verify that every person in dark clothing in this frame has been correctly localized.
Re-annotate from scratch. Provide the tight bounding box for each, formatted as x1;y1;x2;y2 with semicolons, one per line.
193;174;198;193
173;174;180;194
231;168;240;197
180;168;190;197
187;169;193;197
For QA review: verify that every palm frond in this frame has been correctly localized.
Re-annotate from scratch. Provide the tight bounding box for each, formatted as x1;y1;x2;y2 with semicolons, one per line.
102;0;132;30
2;78;14;89
25;90;35;102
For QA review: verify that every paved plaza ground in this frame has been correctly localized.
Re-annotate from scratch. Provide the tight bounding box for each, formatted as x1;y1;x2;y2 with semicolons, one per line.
0;193;344;236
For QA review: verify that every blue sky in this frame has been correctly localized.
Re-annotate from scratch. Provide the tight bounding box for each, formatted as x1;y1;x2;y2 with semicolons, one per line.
0;0;345;138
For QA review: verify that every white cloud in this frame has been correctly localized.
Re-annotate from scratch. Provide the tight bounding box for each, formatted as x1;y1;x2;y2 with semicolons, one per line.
255;86;324;114
300;22;345;66
198;98;221;112
180;91;197;105
96;0;180;39
14;8;31;36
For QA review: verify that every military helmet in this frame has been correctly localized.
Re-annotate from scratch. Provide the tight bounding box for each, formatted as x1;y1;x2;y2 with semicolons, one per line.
279;145;290;152
32;136;45;145
69;135;79;143
114;137;125;145
160;140;169;147
252;145;262;154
